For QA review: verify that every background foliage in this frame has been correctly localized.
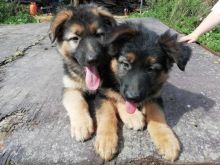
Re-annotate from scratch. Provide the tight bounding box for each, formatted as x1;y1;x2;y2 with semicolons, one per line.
130;0;220;53
0;0;36;24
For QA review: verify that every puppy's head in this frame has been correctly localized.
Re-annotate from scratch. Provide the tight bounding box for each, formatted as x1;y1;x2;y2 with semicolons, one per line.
107;23;191;113
49;4;116;65
49;4;116;91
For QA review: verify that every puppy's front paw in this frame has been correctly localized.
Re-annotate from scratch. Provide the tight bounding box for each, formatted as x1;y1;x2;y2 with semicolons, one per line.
70;114;94;141
152;126;180;161
122;110;145;130
95;132;118;161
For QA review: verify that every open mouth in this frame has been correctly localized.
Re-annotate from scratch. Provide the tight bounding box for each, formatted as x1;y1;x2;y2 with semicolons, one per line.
85;66;101;91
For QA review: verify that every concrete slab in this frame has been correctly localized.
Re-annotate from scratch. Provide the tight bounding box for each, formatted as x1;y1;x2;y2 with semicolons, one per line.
0;18;220;164
0;23;49;63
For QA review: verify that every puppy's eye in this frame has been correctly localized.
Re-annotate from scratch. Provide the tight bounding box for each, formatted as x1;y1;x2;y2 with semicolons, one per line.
96;29;105;38
148;64;162;71
95;32;104;38
120;61;130;70
152;63;162;70
69;36;79;41
148;67;153;71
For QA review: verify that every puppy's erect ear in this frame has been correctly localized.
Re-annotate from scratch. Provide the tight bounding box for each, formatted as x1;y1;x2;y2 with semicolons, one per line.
49;9;73;43
159;30;192;71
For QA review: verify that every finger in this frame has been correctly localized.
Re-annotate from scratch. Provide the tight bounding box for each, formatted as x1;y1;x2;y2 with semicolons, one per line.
178;38;189;42
187;39;196;43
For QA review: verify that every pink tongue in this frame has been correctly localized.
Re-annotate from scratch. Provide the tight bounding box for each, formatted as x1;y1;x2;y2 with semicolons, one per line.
125;101;137;114
85;66;100;91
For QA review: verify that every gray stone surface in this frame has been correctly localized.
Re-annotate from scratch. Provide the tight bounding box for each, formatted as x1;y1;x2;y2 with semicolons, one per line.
0;23;49;63
0;18;220;164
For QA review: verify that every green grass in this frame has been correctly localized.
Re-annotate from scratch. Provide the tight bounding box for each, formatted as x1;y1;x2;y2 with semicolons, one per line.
129;0;220;53
199;27;220;52
2;12;37;24
0;1;37;24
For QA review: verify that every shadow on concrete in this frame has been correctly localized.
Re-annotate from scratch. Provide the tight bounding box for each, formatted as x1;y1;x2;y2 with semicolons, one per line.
162;82;216;127
113;82;216;163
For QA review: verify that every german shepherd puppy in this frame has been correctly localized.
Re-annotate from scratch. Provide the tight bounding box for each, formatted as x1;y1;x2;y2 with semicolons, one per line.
103;22;192;161
49;4;121;160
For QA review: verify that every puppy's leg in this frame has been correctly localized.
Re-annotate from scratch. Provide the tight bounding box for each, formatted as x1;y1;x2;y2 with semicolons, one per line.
95;98;118;161
143;99;180;161
117;102;145;130
63;88;94;141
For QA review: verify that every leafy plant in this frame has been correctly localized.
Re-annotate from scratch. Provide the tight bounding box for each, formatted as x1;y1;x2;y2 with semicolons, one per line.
129;0;220;53
3;12;37;24
0;1;36;24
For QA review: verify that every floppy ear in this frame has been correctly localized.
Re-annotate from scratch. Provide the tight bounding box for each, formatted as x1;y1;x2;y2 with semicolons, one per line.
49;9;73;43
96;6;116;27
107;25;138;44
159;30;192;71
105;25;138;56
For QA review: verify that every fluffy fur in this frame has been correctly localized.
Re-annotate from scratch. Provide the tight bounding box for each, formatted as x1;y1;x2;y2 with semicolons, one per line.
49;4;119;160
103;22;192;161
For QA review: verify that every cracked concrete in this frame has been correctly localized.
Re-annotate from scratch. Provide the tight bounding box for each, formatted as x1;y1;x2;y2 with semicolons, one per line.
0;18;220;164
0;109;27;142
0;23;49;64
0;35;47;66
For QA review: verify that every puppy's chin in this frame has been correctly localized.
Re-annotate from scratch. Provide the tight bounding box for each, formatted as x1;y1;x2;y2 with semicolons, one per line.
132;90;162;110
86;89;97;95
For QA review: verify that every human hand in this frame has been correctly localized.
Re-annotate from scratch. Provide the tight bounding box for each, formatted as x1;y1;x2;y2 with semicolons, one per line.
178;33;199;43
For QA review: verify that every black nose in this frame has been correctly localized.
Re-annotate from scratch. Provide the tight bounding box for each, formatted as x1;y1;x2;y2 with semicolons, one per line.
124;90;142;103
87;53;98;64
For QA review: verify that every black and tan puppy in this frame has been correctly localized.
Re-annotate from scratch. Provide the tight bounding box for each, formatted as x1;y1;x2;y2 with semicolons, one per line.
104;22;192;161
49;4;121;160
